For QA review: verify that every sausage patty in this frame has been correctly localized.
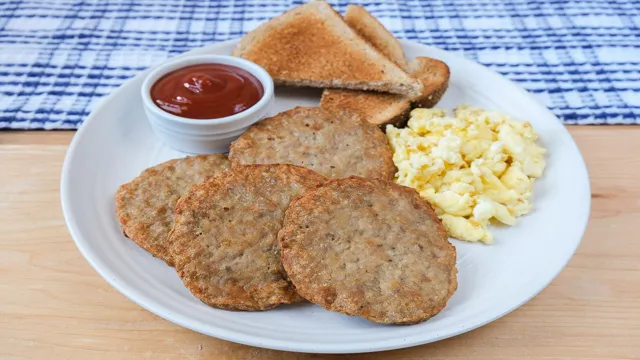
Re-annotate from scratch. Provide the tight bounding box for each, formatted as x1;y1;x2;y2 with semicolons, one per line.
169;164;327;311
229;106;396;180
278;177;457;324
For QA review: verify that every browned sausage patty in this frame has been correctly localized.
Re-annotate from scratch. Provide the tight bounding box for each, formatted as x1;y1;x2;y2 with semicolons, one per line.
228;106;396;180
115;154;230;265
169;164;327;311
278;177;457;324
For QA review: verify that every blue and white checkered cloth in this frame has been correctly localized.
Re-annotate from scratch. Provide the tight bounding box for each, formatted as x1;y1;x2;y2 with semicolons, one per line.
1;0;639;129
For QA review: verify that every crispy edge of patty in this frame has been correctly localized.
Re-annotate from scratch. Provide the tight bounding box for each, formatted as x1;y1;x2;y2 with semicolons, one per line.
169;164;328;311
278;176;458;324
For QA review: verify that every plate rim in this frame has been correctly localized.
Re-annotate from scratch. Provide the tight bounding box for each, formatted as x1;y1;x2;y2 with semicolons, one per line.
61;38;591;354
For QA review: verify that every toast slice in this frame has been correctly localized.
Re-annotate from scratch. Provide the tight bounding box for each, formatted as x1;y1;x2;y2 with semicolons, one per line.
344;5;407;69
231;1;421;96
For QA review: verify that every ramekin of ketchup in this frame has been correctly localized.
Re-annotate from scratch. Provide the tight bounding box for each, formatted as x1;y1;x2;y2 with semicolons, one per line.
141;55;274;154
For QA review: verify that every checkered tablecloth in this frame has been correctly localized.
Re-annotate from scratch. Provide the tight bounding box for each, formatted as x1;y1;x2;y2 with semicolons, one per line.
1;0;639;129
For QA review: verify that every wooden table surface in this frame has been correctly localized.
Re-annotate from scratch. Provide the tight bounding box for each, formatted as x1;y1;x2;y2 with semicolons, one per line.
1;127;639;360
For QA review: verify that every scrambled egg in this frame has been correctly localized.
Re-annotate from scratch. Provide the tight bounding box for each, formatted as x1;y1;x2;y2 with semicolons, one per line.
386;106;547;244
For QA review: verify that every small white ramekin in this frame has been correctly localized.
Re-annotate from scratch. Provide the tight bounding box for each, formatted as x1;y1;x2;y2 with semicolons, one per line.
141;55;274;154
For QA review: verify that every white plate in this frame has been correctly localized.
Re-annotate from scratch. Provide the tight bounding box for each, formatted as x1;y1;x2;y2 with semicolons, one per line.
61;39;590;354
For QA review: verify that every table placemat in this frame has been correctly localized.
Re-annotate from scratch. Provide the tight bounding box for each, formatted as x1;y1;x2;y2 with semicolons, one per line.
0;0;639;129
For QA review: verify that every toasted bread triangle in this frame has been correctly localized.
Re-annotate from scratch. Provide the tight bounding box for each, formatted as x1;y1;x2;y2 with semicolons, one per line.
232;1;421;96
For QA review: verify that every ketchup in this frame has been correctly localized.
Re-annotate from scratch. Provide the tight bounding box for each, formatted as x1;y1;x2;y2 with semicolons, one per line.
150;63;264;119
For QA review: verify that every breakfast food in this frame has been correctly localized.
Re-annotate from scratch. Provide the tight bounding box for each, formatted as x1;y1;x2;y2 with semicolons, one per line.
408;57;451;109
320;89;412;128
344;4;407;69
320;5;449;128
109;0;558;328
231;0;422;96
169;164;326;311
115;154;230;265
229;106;396;180
386;106;547;243
279;177;457;324
319;6;411;127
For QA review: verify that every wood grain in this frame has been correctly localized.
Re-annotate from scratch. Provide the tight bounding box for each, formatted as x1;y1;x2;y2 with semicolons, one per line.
0;127;639;360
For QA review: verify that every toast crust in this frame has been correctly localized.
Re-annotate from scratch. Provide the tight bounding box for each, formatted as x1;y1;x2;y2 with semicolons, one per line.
409;57;451;108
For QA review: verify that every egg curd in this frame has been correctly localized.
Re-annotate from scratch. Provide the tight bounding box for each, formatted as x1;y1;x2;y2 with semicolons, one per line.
386;106;547;244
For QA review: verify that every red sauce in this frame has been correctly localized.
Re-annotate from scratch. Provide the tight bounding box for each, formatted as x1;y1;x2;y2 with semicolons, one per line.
150;63;264;119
